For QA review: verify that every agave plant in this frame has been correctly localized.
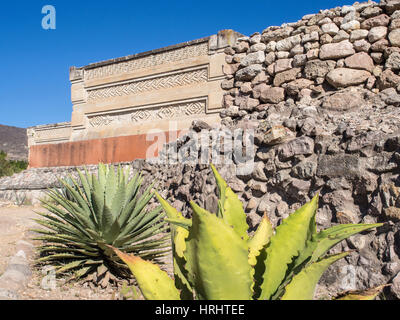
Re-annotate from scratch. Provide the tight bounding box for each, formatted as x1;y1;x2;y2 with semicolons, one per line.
33;164;170;285
111;164;385;300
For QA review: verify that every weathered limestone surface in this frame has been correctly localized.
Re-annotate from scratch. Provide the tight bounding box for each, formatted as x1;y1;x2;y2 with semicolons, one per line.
28;30;243;167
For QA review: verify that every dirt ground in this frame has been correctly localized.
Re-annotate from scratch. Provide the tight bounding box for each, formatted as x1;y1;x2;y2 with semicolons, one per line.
19;271;119;300
0;206;37;275
0;205;122;300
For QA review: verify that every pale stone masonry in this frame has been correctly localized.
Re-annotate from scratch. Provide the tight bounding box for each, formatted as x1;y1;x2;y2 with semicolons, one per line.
27;122;71;146
28;30;242;151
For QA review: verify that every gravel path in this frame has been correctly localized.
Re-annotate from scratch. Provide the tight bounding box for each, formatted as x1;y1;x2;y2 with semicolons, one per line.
0;206;37;276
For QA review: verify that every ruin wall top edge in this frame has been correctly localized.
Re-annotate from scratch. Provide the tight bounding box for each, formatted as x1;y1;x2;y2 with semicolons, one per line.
73;36;212;71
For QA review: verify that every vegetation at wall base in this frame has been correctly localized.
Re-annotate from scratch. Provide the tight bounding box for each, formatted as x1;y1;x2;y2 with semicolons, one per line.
32;163;170;286
0;151;27;177
112;164;385;300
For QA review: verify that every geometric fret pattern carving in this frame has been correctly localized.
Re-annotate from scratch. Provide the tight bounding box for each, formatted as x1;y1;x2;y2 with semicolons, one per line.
131;101;205;123
87;115;115;127
87;68;208;102
85;42;209;80
88;100;206;127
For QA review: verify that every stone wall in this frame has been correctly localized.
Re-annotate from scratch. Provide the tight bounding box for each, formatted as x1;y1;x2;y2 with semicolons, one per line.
28;130;186;168
27;30;242;168
2;0;400;299
222;0;400;112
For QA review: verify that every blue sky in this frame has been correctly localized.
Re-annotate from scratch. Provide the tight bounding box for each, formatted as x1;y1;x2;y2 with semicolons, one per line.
0;0;354;128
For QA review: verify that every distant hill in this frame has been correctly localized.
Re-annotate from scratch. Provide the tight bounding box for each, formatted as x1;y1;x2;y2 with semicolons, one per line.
0;124;28;161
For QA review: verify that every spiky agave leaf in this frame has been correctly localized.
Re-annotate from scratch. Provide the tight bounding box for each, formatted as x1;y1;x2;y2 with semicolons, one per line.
258;195;319;300
117;165;384;300
111;246;180;300
281;252;349;300
33;164;170;283
184;201;253;300
155;192;193;299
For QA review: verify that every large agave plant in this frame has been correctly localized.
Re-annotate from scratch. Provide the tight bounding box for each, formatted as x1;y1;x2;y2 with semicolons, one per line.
112;164;385;300
33;164;170;285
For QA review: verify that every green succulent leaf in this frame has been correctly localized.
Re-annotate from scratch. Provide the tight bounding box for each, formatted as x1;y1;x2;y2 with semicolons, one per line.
248;214;273;267
211;164;249;241
155;192;181;220
155;192;193;298
259;195;319;300
223;188;249;241
173;256;193;300
56;260;86;274
111;247;180;300
309;223;383;263
33;164;169;282
211;164;227;217
164;218;192;230
184;201;253;300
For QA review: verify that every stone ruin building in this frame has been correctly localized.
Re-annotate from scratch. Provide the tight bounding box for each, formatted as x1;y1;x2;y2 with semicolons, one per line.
27;31;242;167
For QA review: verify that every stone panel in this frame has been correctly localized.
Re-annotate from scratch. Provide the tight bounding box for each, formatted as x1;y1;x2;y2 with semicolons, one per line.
28;130;184;168
87;100;206;127
87;68;208;102
84;42;209;80
29;30;241;153
27;123;71;145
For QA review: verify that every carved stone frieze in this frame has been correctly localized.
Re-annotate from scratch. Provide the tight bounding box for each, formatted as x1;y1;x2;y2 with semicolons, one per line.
30;124;71;144
88;100;206;127
85;42;209;80
87;68;208;102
